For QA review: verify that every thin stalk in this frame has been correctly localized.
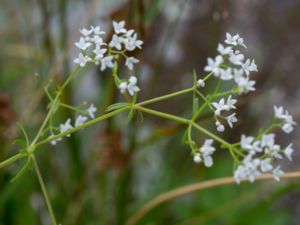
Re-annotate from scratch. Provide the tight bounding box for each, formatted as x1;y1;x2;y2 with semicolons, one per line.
137;87;194;106
134;106;190;124
31;154;57;225
31;66;80;146
135;106;231;147
34;106;131;148
0;153;25;169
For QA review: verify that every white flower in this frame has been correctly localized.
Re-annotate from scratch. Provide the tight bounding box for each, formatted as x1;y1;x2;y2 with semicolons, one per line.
240;135;263;155
124;33;143;51
217;43;232;55
92;35;105;46
212;96;236;115
118;77;140;96
282;123;294;134
75;37;92;50
109;34;123;50
49;135;62;146
193;153;202;163
220;68;233;80
242;59;258;75
234;155;261;184
200;139;215;155
200;139;216;167
100;56;114;71
197;79;205;87
261;133;275;148
60;118;73;137
75;115;88;127
127;76;140;96
118;82;128;94
93;46;107;60
234;165;245;184
204;55;223;76
125;29;135;37
90;26;105;36
235;76;256;94
212;98;226;115
273;106;286;119
88;104;97;119
284;143;293;161
113;21;127;34
237;36;247;48
225;33;246;48
225;33;239;46
125;57;139;70
227;113;238;128
225;95;237;110
273;166;284;182
260;158;273;172
216;120;225;132
233;69;244;80
241;135;255;150
80;28;92;36
229;51;244;65
273;106;296;134
203;155;213;167
73;53;90;67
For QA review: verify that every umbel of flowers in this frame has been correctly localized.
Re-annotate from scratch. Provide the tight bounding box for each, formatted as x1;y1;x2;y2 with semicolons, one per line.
193;33;296;184
73;20;143;96
49;21;143;145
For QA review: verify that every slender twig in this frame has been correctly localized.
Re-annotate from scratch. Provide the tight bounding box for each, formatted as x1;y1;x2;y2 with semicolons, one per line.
0;153;25;169
125;171;300;225
31;65;80;146
31;154;57;225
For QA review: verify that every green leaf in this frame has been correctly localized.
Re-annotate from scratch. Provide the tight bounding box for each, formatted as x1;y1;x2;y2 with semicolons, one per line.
193;68;197;85
10;157;31;183
12;139;27;148
193;97;199;116
16;123;29;147
138;111;144;123
52;99;61;113
181;129;189;144
106;102;129;112
128;108;136;122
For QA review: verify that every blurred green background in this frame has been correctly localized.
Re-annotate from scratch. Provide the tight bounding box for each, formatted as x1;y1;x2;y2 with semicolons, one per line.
0;0;300;224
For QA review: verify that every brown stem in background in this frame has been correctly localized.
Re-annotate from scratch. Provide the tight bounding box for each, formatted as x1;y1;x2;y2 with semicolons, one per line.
125;171;300;225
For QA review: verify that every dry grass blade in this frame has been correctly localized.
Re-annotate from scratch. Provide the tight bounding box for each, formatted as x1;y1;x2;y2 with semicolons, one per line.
125;171;300;225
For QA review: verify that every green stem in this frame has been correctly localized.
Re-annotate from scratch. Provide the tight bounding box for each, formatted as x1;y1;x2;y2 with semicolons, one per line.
31;66;80;146
135;106;231;147
60;103;86;114
31;154;57;225
137;87;194;106
34;106;131;148
134;106;190;124
0;153;25;169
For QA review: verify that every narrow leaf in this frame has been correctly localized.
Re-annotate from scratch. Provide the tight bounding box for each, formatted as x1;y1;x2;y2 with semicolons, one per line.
106;102;129;112
10;157;31;183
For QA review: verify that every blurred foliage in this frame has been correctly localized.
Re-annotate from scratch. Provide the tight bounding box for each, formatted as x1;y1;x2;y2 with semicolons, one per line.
0;0;300;225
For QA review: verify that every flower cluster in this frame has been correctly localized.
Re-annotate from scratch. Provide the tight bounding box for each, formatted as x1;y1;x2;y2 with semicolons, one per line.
118;76;140;96
203;33;257;94
193;139;216;167
234;106;296;184
73;21;143;71
73;21;143;97
212;95;238;131
274;106;296;133
198;33;259;133
49;104;97;145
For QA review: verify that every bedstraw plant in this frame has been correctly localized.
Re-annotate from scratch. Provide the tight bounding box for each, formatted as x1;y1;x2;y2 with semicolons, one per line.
0;20;297;225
